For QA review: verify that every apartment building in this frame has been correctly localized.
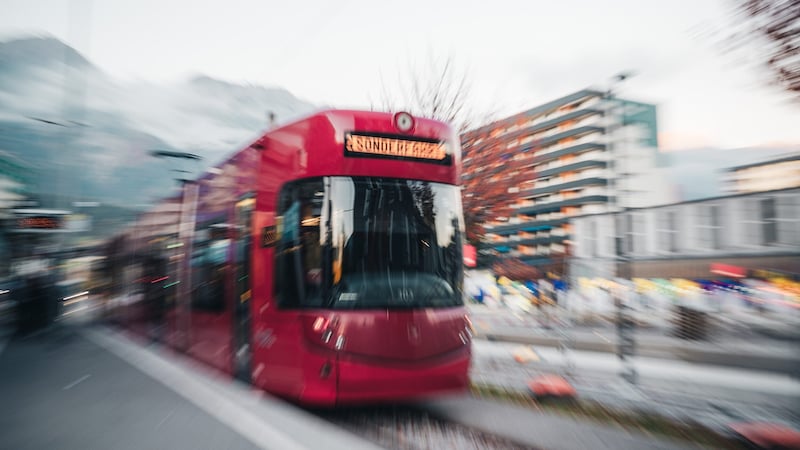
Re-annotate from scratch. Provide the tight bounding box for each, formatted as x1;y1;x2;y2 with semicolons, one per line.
461;89;671;271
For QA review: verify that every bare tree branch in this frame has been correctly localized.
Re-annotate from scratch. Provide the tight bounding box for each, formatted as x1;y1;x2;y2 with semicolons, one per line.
708;0;800;101
375;52;491;132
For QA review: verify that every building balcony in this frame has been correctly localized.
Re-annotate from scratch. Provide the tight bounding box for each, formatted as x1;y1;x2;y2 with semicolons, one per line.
535;149;608;172
487;239;565;256
510;234;569;248
536;159;609;179
485;217;570;236
463;139;605;177
518;255;555;266
502;108;604;143
523;177;608;197
462;90;607;143
517;91;604;129
516;194;611;215
519;125;604;153
532;142;606;165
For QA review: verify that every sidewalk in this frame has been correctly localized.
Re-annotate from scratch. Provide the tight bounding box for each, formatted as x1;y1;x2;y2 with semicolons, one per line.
468;304;800;376
0;321;382;450
423;395;688;450
470;339;800;444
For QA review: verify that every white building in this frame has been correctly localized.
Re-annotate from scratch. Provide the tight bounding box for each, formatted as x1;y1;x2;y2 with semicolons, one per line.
724;153;800;194
570;187;800;281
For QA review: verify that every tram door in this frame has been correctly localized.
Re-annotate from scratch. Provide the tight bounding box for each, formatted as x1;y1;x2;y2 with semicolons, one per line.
233;194;254;381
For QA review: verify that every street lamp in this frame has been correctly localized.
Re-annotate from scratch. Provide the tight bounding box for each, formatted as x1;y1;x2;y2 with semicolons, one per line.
604;71;639;385
602;71;637;281
604;71;635;210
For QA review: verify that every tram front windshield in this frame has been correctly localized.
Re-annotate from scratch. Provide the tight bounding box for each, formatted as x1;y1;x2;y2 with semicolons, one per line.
275;176;464;310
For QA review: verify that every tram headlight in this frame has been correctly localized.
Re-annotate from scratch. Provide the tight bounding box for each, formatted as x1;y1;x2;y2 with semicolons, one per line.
312;316;328;332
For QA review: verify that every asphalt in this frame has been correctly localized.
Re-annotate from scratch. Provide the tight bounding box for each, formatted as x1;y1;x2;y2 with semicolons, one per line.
0;325;261;450
0;320;382;450
422;395;688;450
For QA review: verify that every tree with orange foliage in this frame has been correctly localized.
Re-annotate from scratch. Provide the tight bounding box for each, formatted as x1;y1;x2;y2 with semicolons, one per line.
461;124;540;271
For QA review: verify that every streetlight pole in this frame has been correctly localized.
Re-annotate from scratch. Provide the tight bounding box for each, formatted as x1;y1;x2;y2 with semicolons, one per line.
604;72;639;385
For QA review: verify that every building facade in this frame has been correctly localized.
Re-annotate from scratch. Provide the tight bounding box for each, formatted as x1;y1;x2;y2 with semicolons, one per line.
570;188;800;282
1;150;35;277
0;150;34;215
724;153;800;194
461;89;671;273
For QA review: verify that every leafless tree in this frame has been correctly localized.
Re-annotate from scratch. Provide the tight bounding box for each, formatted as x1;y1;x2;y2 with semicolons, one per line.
710;0;800;100
372;53;490;132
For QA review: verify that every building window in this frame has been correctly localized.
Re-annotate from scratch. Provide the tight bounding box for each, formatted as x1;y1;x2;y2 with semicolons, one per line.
668;211;678;252
627;212;646;254
625;214;635;254
761;198;777;244
711;205;721;249
776;195;800;245
657;210;678;253
697;204;722;250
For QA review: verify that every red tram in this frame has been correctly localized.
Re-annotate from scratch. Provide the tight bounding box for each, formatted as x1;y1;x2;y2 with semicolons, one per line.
107;110;472;406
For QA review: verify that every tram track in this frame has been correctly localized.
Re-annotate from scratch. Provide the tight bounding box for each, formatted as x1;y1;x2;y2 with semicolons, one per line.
312;403;539;450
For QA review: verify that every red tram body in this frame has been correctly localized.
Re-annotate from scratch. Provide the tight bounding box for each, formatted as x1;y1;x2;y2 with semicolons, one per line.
108;110;472;406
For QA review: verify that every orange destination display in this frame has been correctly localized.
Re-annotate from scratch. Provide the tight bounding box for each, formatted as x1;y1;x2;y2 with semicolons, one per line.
344;132;450;163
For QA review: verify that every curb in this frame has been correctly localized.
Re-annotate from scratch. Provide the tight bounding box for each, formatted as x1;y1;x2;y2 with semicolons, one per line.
479;333;800;376
462;383;733;450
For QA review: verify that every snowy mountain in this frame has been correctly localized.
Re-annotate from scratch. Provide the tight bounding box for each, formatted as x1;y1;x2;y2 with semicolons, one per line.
660;146;797;201
0;36;317;211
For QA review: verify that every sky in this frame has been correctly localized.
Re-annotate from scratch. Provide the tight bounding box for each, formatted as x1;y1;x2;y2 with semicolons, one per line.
2;0;800;151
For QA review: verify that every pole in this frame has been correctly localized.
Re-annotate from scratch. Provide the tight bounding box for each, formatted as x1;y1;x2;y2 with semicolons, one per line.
176;180;198;351
605;72;638;385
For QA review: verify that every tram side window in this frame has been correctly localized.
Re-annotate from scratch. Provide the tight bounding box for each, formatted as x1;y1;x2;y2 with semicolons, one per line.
274;179;325;309
191;221;229;313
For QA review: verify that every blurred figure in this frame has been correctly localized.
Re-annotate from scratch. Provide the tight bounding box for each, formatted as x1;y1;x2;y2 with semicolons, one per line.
16;269;58;334
472;286;485;304
143;254;168;342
